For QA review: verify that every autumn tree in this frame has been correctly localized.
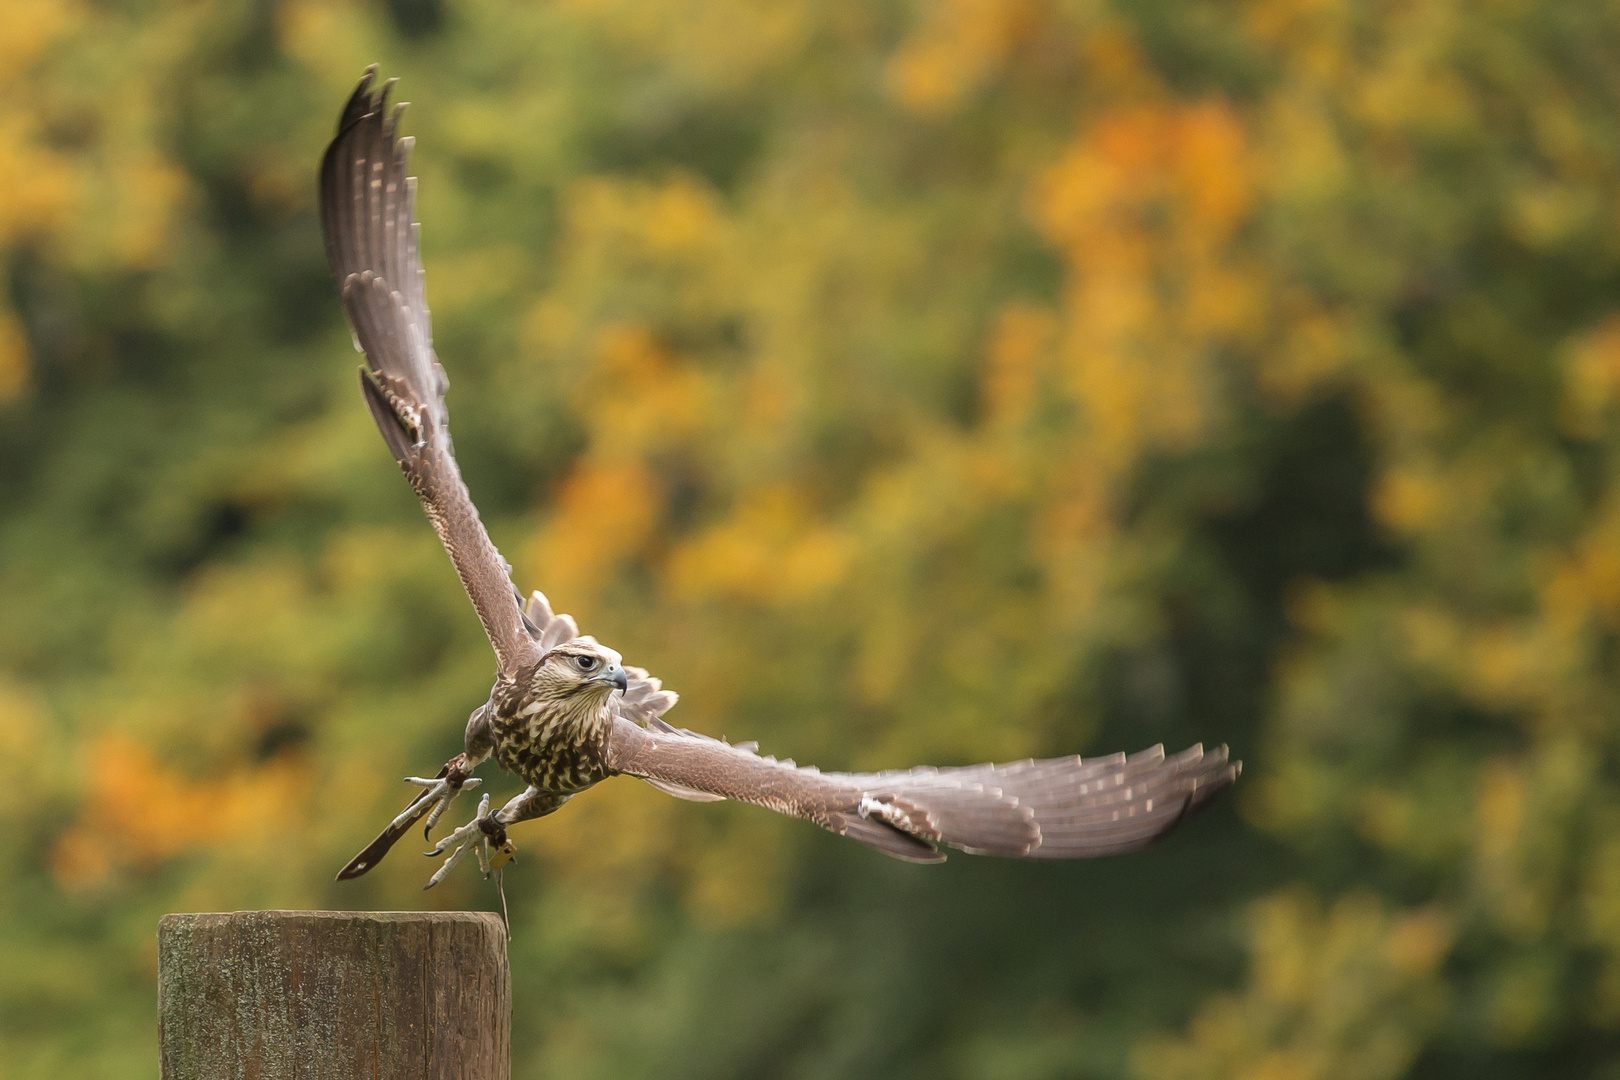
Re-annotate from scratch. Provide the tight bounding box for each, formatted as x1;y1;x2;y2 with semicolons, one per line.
2;1;1619;1078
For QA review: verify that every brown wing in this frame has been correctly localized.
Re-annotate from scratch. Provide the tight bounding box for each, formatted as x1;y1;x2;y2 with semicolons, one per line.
606;717;1239;863
320;67;539;676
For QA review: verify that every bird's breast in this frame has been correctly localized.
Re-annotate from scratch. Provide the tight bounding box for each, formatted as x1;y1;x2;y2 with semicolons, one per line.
489;694;611;793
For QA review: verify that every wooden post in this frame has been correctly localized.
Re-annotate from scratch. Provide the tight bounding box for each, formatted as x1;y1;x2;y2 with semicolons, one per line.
158;910;509;1080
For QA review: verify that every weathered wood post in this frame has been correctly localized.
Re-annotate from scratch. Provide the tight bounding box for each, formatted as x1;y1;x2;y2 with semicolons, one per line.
158;910;509;1080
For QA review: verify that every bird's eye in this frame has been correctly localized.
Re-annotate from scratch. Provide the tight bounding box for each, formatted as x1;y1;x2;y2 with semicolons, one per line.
574;655;599;672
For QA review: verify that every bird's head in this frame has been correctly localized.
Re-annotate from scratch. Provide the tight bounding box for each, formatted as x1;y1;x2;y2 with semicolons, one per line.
537;638;628;699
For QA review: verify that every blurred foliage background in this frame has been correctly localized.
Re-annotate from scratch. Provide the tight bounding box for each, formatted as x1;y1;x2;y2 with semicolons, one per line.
2;0;1619;1076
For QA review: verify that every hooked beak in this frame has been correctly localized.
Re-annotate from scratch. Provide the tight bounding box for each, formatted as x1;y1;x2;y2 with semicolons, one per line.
597;663;628;692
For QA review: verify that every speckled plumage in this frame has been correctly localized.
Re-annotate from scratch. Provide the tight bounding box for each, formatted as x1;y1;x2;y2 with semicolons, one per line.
488;644;618;794
321;67;1240;885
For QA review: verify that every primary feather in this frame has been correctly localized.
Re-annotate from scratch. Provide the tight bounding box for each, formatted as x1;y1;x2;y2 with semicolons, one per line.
320;67;539;677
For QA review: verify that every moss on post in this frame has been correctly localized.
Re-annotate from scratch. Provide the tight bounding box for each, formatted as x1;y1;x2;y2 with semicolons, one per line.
158;910;509;1080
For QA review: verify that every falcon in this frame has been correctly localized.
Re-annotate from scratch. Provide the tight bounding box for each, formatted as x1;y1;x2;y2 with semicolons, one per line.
321;68;1240;888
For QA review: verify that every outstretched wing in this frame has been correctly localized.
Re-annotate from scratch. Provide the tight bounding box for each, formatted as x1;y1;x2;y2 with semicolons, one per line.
606;717;1239;863
320;67;539;676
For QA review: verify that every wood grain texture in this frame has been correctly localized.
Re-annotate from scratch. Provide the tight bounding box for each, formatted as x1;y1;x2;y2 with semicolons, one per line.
158;910;508;1080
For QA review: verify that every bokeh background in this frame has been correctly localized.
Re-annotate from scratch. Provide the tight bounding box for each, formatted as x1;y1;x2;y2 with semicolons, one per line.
3;0;1618;1076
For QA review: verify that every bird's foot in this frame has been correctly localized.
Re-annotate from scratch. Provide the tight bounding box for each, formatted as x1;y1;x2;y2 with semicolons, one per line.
336;753;485;881
406;753;483;841
423;793;517;889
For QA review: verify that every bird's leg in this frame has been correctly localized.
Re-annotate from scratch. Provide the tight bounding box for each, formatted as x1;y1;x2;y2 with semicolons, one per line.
423;785;570;889
335;751;486;881
410;752;484;841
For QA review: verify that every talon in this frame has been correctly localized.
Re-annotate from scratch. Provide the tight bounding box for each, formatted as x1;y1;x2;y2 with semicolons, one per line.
423;792;501;889
408;764;481;841
336;753;493;882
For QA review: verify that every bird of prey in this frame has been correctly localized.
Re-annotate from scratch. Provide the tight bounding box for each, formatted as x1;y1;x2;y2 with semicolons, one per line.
321;67;1240;888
